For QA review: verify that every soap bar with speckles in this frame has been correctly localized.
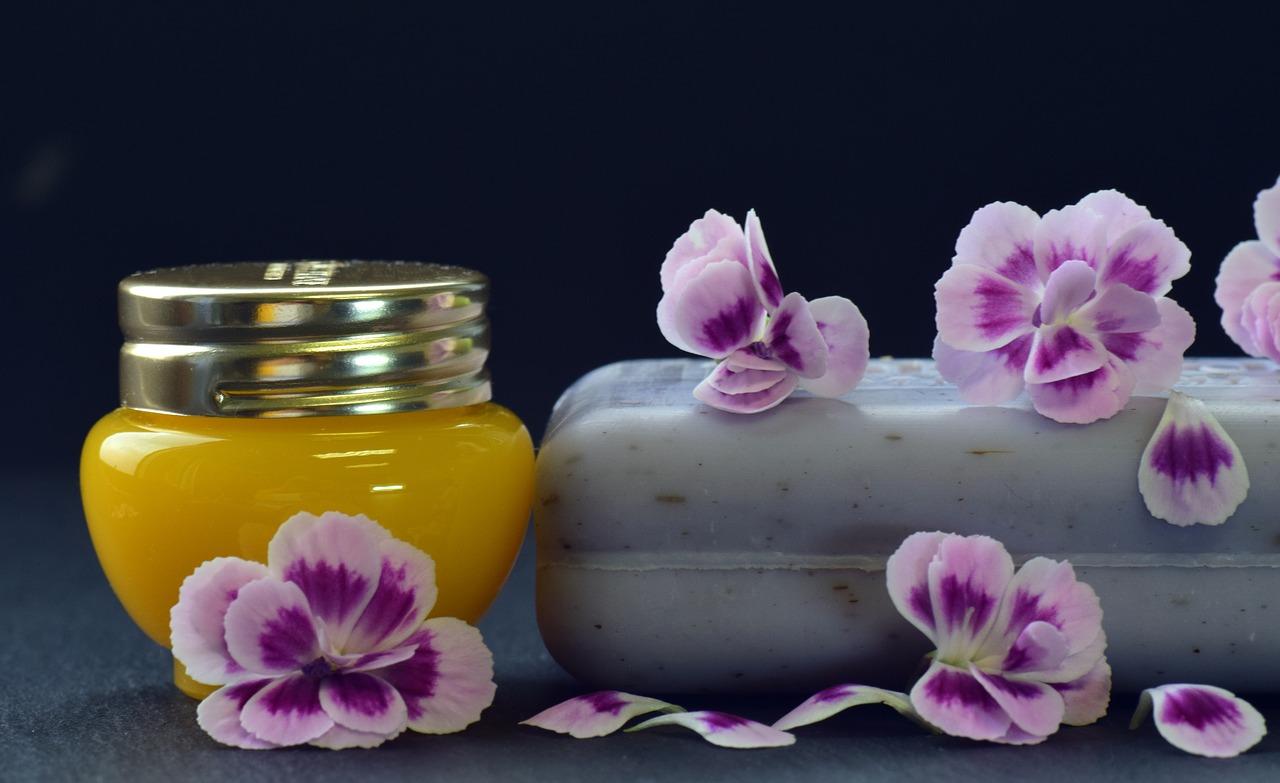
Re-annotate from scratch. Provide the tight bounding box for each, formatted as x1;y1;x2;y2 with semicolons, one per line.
533;358;1280;694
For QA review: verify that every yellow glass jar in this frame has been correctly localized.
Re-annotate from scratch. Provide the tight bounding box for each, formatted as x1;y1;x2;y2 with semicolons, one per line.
80;261;534;697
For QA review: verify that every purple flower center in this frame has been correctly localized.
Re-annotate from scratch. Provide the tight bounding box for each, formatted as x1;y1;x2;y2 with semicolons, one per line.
302;656;336;679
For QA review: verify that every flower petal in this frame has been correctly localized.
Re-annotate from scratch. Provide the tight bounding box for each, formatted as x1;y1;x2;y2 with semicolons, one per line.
378;617;496;734
910;662;1012;742
1075;190;1153;244
927;534;1014;661
627;711;795;748
1097;218;1191;297
170;557;270;686
745;209;784;311
1075;282;1161;335
1034;203;1108;279
1214;240;1280;358
309;723;400;750
885;531;951;642
1132;684;1266;758
660;209;746;293
521;692;683;738
239;673;334;746
1024;324;1107;385
702;361;792;395
196;680;279;749
935;264;1038;352
797;296;870;397
671;260;766;359
1099;298;1195;394
764;293;827;378
998;621;1069;676
269;511;387;653
1254;175;1280;258
1054;657;1111;726
1038;260;1097;326
658;233;752;354
1239;281;1280;362
772;684;917;731
319;672;408;738
343;536;438;653
1138;391;1249;526
971;666;1064;740
932;335;1031;406
693;367;797;413
953;201;1042;288
1027;355;1135;424
223;578;323;675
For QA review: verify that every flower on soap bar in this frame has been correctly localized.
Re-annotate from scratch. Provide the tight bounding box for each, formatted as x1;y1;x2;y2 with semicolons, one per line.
934;191;1196;423
658;209;870;413
1215;174;1280;361
170;511;496;749
884;532;1111;744
1130;684;1266;757
1138;391;1249;526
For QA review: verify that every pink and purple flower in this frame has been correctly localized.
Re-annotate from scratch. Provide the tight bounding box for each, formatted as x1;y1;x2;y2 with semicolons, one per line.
658;209;870;413
934;191;1195;424
170;511;496;749
885;532;1111;744
1215;174;1280;361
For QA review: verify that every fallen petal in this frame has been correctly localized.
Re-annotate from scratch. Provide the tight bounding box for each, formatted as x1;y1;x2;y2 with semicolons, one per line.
1131;684;1266;758
1139;391;1250;526
772;684;918;731
627;711;795;748
521;691;683;738
693;368;797;413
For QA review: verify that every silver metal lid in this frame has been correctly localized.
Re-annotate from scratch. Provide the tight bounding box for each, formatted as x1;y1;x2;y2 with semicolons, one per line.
118;260;493;417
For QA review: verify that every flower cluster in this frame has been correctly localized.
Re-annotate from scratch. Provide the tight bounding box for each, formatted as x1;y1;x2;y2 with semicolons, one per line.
170;511;496;749
1215;174;1280;361
658;209;869;413
934;191;1195;424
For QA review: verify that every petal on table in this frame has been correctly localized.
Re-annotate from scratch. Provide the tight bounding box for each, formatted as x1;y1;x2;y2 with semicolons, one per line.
223;578;323;675
932;335;1031;406
694;368;797;413
239;673;334;746
1214;240;1280;357
910;662;1012;742
1024;324;1107;386
628;711;795;748
935;264;1038;352
269;511;386;652
196;679;279;749
703;361;793;395
521;691;683;738
772;684;916;731
1099;298;1195;394
745;209;785;311
952;201;1042;288
171;557;270;686
379;617;496;734
671;260;766;359
797;296;869;397
765;293;827;379
1132;684;1266;758
1098;218;1191;297
1138;391;1249;526
1027;355;1134;424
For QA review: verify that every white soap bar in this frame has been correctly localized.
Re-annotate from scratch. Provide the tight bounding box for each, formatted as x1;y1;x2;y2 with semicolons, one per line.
534;358;1280;693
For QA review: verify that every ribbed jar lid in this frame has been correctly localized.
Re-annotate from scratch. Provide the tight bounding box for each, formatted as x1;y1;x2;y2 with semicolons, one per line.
118;260;492;417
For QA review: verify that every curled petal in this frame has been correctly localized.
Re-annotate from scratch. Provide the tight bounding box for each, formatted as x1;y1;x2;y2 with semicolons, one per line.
986;556;1104;682
953;201;1042;288
1100;298;1195;394
693;366;797;413
1132;684;1266;758
1038;260;1097;326
239;674;333;746
1034;203;1107;280
269;511;386;652
999;621;1069;677
885;531;952;642
521;691;683;738
671;260;766;359
935;264;1038;352
627;711;795;748
1098;218;1191;297
933;335;1031;406
223;579;323;676
910;662;1013;742
772;684;918;731
1025;324;1107;385
1075;283;1161;335
1139;391;1249;526
797;296;870;397
1054;657;1111;726
745;209;784;311
379;617;496;734
764;293;827;378
1027;355;1135;424
1214;240;1280;358
196;680;278;749
660;209;746;293
702;362;790;395
170;557;269;686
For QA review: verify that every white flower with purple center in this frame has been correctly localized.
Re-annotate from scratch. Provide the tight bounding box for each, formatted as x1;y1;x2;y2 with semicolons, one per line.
170;511;496;749
1216;174;1280;361
934;190;1195;424
1138;391;1249;526
886;532;1111;744
1130;684;1266;757
658;209;870;413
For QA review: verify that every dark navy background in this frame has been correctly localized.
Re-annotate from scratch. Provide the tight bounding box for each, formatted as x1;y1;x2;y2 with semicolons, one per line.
8;3;1278;468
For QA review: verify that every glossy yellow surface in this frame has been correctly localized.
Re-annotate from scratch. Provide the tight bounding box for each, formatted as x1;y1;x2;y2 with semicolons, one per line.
81;403;535;651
